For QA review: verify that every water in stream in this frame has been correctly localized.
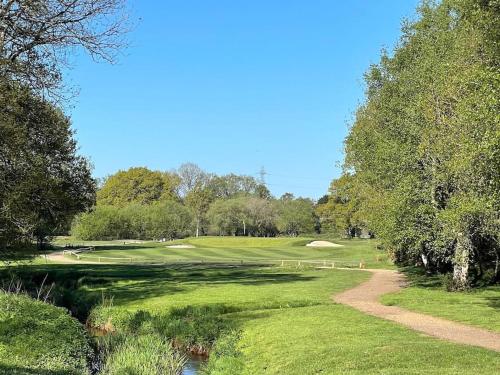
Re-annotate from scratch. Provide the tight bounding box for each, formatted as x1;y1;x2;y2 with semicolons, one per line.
182;354;205;375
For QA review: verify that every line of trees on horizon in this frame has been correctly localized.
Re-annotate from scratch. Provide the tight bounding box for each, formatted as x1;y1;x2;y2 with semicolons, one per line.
71;165;321;240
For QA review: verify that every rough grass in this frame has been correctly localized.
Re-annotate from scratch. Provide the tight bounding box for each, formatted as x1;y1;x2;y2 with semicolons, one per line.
100;334;185;375
0;293;91;375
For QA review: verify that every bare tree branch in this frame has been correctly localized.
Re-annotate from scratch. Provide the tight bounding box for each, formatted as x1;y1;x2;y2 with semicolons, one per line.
0;0;130;99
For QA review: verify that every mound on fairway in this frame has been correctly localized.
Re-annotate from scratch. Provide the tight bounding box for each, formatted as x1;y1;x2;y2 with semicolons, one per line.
306;240;343;248
166;244;196;249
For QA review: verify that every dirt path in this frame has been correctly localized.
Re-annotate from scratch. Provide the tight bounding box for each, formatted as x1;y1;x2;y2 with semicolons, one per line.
334;269;500;352
43;251;100;264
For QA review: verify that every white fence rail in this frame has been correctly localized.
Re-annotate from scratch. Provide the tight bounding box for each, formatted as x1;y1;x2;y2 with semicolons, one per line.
61;251;367;268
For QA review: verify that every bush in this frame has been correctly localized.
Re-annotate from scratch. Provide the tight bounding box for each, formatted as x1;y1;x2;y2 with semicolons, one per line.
0;293;91;374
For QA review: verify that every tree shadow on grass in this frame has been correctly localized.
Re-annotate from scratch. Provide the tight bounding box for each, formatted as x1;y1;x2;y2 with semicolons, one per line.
398;266;443;288
0;263;318;307
485;296;500;310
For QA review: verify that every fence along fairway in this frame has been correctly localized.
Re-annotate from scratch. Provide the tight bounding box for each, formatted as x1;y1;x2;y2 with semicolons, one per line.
55;237;392;269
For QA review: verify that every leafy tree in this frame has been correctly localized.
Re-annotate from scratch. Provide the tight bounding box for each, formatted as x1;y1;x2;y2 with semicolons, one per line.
71;202;192;240
185;183;214;237
276;198;316;236
317;174;369;238
0;79;95;250
97;167;180;206
245;197;277;237
142;201;192;240
344;0;500;288
208;174;262;199
255;184;272;200
207;198;250;236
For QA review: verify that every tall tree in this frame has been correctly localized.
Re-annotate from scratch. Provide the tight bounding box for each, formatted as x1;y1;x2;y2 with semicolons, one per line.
276;197;316;236
177;163;209;197
97;167;180;206
344;0;500;288
0;79;95;251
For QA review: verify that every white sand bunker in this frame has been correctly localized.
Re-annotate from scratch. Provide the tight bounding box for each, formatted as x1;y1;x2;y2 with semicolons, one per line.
306;241;344;248
166;244;196;249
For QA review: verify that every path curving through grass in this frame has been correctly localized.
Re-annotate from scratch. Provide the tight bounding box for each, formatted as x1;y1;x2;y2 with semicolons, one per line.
334;269;500;352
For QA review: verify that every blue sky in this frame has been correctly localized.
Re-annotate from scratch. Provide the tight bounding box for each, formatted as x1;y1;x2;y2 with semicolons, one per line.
67;0;419;199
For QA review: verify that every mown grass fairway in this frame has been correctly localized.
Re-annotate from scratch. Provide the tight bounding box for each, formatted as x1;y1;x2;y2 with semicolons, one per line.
54;236;393;269
9;237;496;374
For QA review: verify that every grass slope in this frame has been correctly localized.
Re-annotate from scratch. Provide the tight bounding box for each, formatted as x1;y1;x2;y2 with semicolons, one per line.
0;293;90;375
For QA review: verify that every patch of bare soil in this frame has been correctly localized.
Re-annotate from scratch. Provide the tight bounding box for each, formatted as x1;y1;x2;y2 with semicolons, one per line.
333;269;500;352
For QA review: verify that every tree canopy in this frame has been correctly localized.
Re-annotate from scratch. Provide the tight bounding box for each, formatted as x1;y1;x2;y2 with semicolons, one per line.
0;79;95;251
97;167;180;206
338;0;499;289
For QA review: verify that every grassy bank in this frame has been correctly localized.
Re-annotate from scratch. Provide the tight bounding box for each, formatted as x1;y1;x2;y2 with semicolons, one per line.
0;293;91;375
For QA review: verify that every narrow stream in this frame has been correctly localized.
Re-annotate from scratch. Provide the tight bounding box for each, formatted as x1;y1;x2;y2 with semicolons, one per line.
182;353;206;375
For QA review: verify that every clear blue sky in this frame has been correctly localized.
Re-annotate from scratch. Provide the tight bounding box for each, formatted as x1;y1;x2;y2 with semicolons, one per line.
67;0;419;199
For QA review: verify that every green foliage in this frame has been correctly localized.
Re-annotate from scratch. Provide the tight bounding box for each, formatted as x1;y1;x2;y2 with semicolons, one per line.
97;167;180;206
101;334;186;375
276;198;317;236
71;201;192;240
0;293;91;374
201;331;244;375
206;197;279;237
0;79;95;251
316;174;369;237
343;0;500;287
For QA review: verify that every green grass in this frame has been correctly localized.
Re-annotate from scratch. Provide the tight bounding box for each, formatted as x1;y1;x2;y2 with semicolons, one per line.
6;263;500;374
381;269;500;332
5;237;500;374
53;236;393;269
0;293;91;375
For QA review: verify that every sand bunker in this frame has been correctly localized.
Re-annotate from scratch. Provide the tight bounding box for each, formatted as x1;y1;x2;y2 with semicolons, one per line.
166;244;196;249
306;240;343;248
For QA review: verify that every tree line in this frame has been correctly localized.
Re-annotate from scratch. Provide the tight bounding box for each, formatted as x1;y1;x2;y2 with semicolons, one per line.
71;165;319;240
318;0;499;289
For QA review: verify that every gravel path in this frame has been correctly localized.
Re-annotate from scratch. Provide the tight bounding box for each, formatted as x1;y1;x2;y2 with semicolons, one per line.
334;269;500;352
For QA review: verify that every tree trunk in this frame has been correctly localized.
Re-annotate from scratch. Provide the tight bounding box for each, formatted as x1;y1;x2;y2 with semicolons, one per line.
452;232;472;290
493;249;500;283
196;217;200;238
